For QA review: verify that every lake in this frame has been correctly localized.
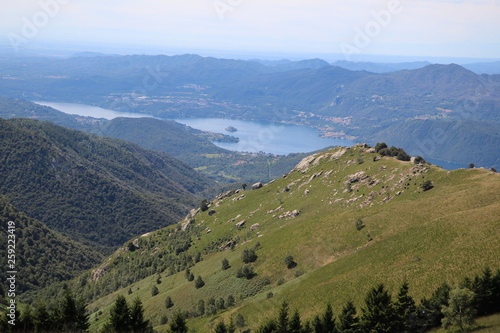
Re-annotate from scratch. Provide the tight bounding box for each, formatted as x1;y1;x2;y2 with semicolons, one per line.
33;102;467;169
34;101;354;155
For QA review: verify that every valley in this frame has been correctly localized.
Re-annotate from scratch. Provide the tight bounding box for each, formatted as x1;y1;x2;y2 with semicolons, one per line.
0;53;499;332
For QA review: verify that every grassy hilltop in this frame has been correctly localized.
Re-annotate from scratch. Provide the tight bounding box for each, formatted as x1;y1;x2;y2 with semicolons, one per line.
39;144;499;332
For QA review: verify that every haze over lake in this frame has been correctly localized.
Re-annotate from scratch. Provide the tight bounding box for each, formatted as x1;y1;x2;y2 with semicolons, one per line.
35;101;354;155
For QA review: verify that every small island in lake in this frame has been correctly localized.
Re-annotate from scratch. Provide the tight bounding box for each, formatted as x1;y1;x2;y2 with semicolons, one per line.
225;126;238;132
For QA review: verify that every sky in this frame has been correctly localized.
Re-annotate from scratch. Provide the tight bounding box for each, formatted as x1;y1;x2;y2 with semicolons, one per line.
1;0;499;61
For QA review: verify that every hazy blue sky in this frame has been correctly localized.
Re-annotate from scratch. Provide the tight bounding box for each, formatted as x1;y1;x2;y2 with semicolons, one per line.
1;0;499;60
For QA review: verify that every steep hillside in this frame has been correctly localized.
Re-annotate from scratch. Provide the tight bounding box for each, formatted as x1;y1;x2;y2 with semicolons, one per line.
0;118;212;252
47;144;499;332
0;195;102;300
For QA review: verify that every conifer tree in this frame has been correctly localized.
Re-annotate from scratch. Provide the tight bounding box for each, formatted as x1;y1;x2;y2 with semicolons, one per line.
289;309;303;333
277;301;289;333
322;303;336;333
360;283;395;332
130;297;150;333
169;311;188;333
109;295;131;332
394;282;417;332
214;320;228;333
337;301;358;333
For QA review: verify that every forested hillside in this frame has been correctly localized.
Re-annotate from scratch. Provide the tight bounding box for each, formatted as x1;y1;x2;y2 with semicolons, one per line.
0;195;102;299
0;118;212;252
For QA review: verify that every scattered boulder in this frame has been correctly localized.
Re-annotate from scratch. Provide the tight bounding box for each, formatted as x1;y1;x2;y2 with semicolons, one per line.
252;182;264;190
215;190;235;200
232;194;246;202
208;209;216;216
279;209;301;219
236;220;246;228
250;223;260;230
91;266;108;282
220;240;236;251
344;171;369;184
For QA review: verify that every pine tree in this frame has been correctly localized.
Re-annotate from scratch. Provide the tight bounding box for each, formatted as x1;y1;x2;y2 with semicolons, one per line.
109;295;131;332
418;282;451;329
360;283;396;332
214;320;228;333
337;301;358;333
33;302;52;332
277;301;289;333
394;282;417;332
20;304;35;333
322;304;336;333
289;309;303;333
169;311;188;333
130;297;150;333
75;295;90;332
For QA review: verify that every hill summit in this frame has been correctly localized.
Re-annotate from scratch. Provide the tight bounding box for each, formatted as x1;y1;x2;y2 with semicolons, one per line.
46;143;500;332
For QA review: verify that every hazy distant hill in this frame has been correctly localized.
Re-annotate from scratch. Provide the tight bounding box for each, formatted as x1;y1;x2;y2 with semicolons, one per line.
0;118;212;252
463;61;500;74
373;119;500;169
0;195;102;299
331;60;431;73
0;55;498;168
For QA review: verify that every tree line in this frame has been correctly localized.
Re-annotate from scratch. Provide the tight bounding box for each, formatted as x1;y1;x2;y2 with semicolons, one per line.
210;267;500;333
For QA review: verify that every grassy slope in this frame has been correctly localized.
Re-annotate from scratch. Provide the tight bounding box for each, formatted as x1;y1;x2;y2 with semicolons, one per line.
84;145;499;332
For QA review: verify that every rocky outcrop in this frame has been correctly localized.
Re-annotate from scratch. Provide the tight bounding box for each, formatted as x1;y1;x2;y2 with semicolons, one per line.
252;182;263;190
279;209;300;219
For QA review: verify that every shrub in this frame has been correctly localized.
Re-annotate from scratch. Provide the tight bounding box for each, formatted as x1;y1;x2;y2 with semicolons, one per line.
200;199;209;211
195;276;205;289
236;265;255;279
414;156;426;164
165;296;174;309
284;255;297;269
241;248;258;263
421;180;433;191
375;142;388;152
221;258;230;270
355;218;365;231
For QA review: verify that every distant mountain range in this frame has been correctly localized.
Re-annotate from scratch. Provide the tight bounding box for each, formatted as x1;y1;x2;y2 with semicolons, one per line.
0;54;498;169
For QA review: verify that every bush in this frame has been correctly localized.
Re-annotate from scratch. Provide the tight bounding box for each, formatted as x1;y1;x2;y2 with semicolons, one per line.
200;199;209;212
241;248;258;263
421;180;433;191
236;265;255;279
414;156;426;164
165;296;174;309
375;142;388;152
284;255;297;269
195;276;205;289
221;258;230;270
355;218;365;231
